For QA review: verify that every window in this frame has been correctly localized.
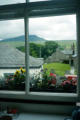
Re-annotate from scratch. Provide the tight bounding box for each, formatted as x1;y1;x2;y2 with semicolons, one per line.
0;0;79;102
0;19;25;91
29;15;77;93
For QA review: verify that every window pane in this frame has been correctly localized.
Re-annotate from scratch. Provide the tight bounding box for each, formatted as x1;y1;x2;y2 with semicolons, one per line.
0;0;25;5
29;15;77;93
0;19;25;91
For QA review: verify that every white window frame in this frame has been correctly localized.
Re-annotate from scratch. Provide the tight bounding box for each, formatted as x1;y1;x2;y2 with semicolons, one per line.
0;0;79;102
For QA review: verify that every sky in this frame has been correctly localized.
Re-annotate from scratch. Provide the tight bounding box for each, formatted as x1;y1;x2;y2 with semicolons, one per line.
0;14;76;41
0;1;76;41
29;15;76;40
0;0;48;5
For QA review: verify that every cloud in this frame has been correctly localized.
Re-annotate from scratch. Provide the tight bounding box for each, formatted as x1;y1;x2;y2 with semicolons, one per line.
0;14;76;41
0;19;24;39
0;1;76;41
29;15;76;40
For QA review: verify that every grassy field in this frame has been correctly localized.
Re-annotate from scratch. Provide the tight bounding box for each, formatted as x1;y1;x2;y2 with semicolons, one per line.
0;41;44;48
43;62;71;76
56;40;77;49
0;40;77;49
0;41;25;48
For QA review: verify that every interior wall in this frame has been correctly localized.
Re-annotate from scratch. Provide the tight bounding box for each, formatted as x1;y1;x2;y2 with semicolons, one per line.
0;101;75;115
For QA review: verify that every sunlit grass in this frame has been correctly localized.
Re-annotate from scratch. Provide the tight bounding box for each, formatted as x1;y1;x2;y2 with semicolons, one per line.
43;62;71;76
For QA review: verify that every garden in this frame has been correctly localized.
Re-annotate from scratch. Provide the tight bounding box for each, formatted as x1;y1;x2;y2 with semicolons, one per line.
30;67;77;93
0;63;77;93
0;68;25;91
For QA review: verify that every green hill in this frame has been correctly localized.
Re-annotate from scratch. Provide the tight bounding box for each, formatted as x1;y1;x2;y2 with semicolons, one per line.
0;35;77;49
0;35;46;47
0;35;46;43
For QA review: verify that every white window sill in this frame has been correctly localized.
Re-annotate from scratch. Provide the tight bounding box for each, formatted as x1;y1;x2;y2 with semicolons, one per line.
0;90;77;102
29;91;77;97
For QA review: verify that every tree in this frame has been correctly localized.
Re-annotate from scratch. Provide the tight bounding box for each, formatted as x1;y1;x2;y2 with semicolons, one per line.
17;41;59;59
30;43;43;58
42;41;59;59
17;43;43;58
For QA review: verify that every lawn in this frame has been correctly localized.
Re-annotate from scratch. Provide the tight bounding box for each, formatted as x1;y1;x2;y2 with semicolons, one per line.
43;62;71;76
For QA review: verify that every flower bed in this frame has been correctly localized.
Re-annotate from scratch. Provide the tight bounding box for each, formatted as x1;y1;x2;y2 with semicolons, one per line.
30;69;77;93
0;68;77;93
0;68;25;91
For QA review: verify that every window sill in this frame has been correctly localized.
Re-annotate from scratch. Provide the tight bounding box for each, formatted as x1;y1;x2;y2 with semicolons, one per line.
0;90;78;102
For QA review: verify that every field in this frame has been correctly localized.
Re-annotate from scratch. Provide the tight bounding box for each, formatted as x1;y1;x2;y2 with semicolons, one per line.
0;41;25;48
0;40;77;49
56;40;77;49
43;62;71;76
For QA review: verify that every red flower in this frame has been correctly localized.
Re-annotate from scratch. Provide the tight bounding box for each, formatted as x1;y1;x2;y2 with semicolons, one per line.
50;73;56;77
49;73;57;85
65;75;77;81
67;76;73;81
7;108;18;114
11;109;17;114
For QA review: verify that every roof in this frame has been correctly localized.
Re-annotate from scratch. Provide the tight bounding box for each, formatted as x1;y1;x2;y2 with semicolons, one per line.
62;49;77;57
61;50;73;55
72;54;77;58
0;44;43;68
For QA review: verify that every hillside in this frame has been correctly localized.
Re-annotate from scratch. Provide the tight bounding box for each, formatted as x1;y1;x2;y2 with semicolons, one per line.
0;35;76;49
1;35;46;43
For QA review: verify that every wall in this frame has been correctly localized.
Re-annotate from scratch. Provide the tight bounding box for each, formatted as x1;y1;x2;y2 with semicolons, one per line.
0;101;76;115
0;68;42;77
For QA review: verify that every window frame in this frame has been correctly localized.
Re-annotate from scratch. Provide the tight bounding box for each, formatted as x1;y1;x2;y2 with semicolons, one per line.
0;0;79;102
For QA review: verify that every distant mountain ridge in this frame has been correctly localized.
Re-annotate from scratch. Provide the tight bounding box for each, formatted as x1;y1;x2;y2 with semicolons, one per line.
1;35;46;43
0;35;76;43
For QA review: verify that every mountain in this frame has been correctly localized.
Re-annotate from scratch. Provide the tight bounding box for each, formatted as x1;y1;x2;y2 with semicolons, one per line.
1;35;46;43
29;35;45;42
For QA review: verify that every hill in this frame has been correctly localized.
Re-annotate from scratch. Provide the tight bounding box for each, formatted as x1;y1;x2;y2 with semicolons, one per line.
1;35;46;43
0;35;76;49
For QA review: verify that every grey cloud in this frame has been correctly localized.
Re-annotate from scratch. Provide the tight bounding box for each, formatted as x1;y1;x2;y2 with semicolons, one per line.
0;19;24;39
0;15;76;41
29;15;76;40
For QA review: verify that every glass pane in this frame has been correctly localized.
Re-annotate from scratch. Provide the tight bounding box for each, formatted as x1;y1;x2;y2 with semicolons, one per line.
0;0;25;5
29;15;77;93
0;19;25;91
